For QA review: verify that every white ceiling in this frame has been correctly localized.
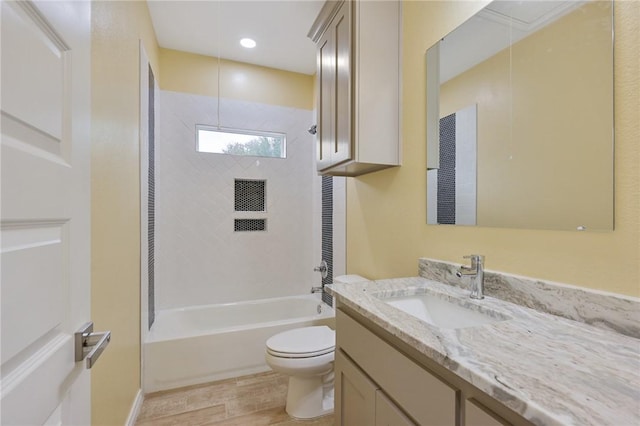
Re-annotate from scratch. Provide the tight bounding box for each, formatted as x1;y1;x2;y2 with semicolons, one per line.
147;0;324;76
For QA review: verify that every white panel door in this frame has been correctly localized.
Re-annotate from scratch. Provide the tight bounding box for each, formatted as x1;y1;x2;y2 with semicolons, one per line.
1;0;92;424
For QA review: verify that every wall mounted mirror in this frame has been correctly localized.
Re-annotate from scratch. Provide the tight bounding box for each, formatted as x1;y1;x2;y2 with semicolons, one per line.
426;0;614;231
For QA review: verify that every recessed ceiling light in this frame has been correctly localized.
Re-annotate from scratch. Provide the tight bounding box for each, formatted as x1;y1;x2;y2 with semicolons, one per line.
240;38;256;49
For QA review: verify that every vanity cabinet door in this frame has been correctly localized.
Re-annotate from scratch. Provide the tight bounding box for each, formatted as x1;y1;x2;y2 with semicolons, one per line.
337;309;458;425
465;399;510;426
335;349;377;426
376;390;416;426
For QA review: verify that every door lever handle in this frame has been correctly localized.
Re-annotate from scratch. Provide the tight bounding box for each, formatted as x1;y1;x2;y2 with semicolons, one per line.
75;322;111;369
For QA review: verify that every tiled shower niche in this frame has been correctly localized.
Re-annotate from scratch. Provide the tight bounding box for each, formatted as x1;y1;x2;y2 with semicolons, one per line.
235;179;266;212
234;218;267;232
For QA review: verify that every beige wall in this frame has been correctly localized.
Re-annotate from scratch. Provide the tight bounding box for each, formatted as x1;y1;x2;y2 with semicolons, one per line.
91;1;160;425
160;48;314;110
346;1;639;297
439;2;613;230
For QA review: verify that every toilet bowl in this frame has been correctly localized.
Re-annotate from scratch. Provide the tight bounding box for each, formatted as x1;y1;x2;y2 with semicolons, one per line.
265;326;336;419
265;274;369;419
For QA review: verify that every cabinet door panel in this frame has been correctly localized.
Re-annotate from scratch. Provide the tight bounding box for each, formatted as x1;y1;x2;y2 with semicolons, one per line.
376;390;417;426
465;399;510;426
317;32;334;170
335;349;377;426
333;3;351;166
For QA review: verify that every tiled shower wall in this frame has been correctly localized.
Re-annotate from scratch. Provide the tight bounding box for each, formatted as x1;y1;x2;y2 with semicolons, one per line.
148;66;156;327
140;46;160;339
156;90;344;310
332;176;346;281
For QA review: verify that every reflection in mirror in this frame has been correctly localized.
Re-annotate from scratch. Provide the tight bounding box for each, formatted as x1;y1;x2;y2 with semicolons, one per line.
427;105;478;226
426;0;614;231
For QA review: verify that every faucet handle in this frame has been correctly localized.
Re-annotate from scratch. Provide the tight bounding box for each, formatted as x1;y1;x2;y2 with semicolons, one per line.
463;254;484;264
460;255;485;300
314;260;328;279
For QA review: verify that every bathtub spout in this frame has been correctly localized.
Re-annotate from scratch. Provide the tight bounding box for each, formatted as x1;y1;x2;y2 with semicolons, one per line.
311;286;323;294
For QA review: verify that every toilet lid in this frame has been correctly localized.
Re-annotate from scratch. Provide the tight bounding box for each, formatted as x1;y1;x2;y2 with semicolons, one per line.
266;326;335;358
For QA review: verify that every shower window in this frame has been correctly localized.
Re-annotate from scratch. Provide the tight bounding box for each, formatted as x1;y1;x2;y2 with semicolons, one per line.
196;125;286;159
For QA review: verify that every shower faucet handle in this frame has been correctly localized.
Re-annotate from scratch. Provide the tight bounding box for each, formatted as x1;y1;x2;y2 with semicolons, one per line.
314;260;328;279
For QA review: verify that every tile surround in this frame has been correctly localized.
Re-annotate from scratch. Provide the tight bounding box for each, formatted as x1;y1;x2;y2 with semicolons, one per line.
437;112;456;225
428;105;477;226
156;91;322;309
321;176;333;306
148;65;156;329
332;177;346;284
419;258;640;338
140;49;160;340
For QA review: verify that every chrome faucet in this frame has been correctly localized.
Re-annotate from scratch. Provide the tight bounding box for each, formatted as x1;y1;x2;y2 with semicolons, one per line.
312;260;328;294
456;255;485;299
314;260;328;279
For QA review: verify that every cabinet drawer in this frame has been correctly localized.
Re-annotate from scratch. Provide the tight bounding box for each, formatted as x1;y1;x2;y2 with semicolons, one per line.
337;310;458;425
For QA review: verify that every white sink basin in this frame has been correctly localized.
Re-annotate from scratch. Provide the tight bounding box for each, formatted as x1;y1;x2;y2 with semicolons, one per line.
381;293;508;329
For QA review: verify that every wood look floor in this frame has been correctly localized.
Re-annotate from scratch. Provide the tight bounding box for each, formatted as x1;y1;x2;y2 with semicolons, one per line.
136;371;335;426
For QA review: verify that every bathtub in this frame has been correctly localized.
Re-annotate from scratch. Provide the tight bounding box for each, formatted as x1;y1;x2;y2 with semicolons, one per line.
143;293;335;392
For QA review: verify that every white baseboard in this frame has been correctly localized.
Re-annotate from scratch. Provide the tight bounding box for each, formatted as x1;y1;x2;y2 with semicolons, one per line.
125;389;144;426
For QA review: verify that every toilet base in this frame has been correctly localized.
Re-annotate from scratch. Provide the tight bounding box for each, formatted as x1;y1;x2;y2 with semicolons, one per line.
285;371;334;419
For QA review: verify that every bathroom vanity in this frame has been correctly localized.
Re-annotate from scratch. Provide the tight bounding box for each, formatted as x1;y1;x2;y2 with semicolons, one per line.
327;269;640;426
335;309;517;425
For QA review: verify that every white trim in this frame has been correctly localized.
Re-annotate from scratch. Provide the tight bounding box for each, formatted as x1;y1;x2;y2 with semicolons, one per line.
125;389;144;426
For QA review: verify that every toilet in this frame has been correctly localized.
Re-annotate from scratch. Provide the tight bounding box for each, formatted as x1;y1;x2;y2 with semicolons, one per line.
265;274;368;419
265;326;335;419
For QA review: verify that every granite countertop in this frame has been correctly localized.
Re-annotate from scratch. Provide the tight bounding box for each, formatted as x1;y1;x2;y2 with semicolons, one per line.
326;277;640;426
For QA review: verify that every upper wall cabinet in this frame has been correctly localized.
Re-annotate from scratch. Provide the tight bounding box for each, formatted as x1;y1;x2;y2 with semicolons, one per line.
309;0;401;177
